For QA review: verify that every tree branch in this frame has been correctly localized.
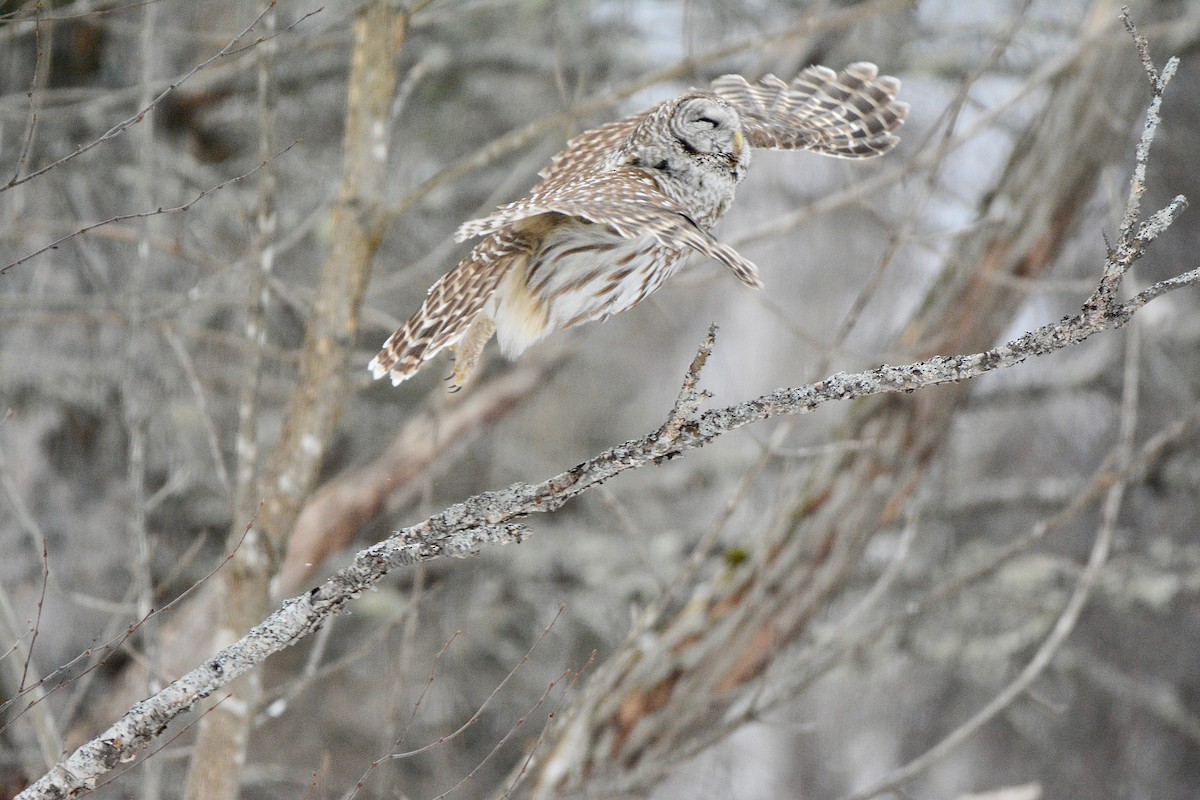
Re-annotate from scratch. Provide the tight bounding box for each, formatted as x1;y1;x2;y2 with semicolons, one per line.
15;137;1194;800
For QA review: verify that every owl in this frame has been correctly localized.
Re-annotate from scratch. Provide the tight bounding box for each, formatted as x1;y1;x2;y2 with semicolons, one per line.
369;62;907;389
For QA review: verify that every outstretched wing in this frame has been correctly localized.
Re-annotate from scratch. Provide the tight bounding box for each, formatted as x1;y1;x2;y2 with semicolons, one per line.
710;62;908;158
455;167;762;289
368;229;531;386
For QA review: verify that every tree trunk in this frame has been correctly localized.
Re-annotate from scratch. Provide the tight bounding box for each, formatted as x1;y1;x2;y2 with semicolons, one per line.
183;5;403;799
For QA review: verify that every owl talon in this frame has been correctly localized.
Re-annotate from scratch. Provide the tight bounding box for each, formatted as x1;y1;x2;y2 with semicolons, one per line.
446;363;471;393
443;369;466;394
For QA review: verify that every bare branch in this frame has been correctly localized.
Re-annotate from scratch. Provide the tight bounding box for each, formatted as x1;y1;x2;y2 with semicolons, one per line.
1;142;298;275
7;7;44;187
1;2;287;192
0;545;61;774
183;3;404;799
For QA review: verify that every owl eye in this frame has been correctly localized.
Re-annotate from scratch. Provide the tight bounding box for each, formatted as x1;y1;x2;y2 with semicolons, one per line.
695;116;719;128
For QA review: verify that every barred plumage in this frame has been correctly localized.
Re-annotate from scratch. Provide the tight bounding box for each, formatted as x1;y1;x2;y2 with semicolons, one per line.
369;62;907;389
709;62;905;157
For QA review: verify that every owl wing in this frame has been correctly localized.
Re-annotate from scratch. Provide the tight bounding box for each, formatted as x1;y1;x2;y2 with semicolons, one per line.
369;229;531;386
536;111;649;185
455;168;762;289
710;62;908;158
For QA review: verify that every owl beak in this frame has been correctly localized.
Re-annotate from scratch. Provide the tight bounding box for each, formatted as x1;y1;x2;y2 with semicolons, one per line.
732;130;744;158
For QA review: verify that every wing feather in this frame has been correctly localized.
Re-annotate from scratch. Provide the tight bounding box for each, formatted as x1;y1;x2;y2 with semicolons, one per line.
536;111;648;185
710;62;908;158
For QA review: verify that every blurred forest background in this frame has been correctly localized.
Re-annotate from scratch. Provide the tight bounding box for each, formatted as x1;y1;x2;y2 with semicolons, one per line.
2;0;1200;798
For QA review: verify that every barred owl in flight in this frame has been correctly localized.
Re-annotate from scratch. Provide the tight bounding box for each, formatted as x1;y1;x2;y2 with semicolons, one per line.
370;62;907;389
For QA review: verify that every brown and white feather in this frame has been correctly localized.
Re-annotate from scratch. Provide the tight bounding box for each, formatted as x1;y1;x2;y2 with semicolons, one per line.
536;113;648;186
710;62;907;158
368;229;532;385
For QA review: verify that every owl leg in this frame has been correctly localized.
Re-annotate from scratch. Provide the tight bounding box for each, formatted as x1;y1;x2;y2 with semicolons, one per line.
447;313;496;391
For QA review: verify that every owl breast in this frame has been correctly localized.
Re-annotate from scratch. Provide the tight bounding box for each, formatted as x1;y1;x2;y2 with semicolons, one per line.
486;219;686;359
679;163;742;227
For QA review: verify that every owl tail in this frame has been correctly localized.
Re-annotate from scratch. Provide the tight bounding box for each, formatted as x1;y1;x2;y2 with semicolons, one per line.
369;232;526;389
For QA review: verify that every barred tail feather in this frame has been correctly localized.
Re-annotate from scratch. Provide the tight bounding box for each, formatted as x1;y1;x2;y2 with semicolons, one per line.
368;232;528;387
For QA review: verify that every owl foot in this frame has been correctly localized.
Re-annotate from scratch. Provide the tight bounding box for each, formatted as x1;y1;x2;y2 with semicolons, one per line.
446;313;497;391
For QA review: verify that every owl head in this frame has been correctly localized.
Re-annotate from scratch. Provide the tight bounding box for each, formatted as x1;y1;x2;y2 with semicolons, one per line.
610;92;751;225
668;95;746;165
620;93;750;187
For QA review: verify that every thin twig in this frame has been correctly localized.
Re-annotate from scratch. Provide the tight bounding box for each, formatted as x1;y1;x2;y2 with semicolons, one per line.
1;2;280;192
162;327;234;502
0;543;61;772
2;142;298;274
8;6;43;187
345;607;566;800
